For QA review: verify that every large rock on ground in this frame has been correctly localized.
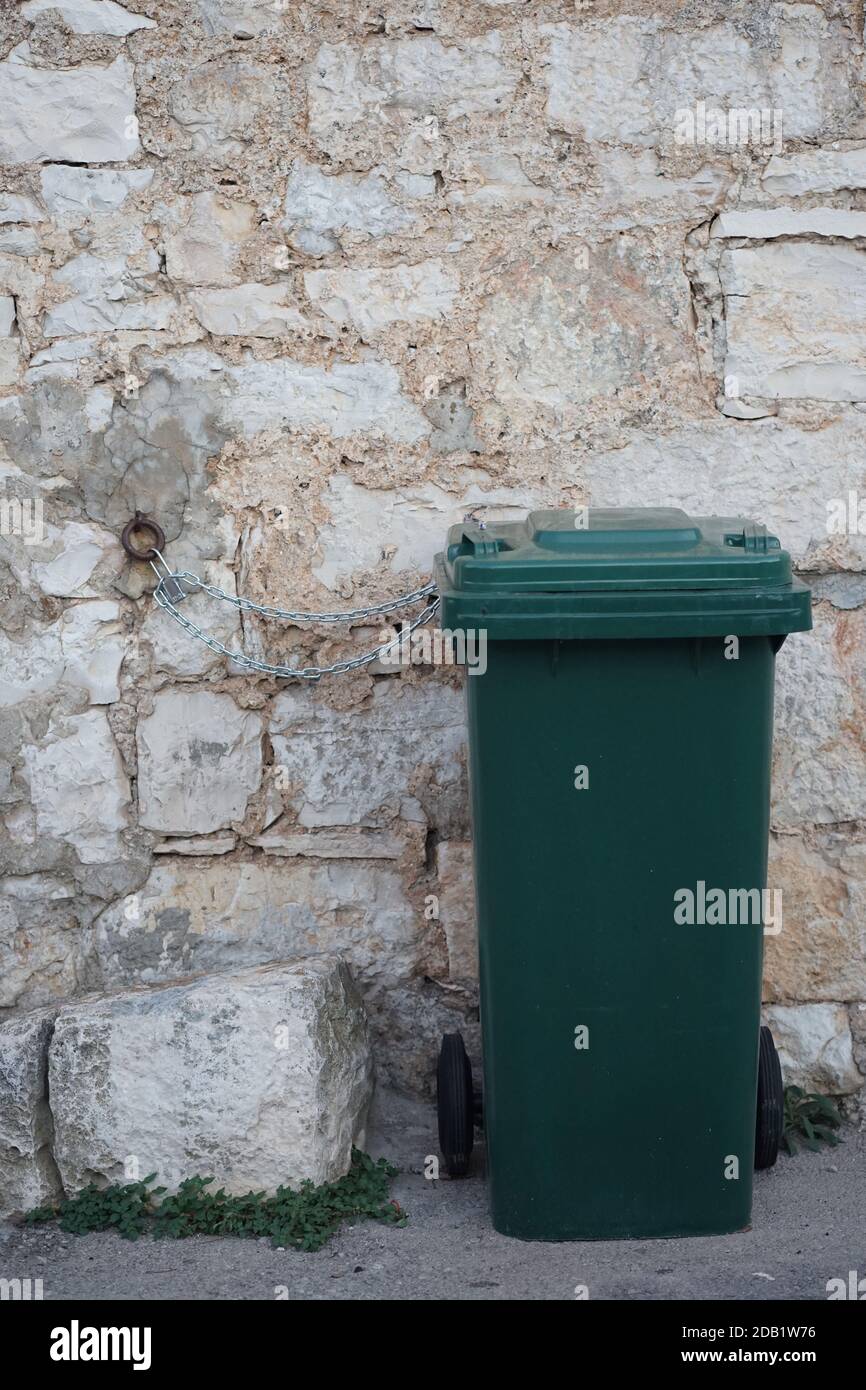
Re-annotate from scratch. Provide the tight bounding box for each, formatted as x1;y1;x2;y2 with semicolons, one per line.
48;959;373;1196
0;1007;62;1219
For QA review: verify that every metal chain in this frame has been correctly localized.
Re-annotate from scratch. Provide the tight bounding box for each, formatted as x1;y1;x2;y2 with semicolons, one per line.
149;551;440;680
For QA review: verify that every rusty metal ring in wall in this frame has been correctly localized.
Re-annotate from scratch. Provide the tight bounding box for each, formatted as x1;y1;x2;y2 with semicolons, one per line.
120;512;166;562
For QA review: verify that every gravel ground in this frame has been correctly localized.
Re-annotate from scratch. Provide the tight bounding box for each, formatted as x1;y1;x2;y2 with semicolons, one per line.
2;1091;863;1301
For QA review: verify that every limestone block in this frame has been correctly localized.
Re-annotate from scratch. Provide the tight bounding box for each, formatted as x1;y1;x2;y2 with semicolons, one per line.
49;959;373;1195
163;193;257;288
764;831;866;1003
188;283;308;338
773;604;866;828
196;0;279;38
584;416;866;573
542;11;851;146
136;689;263;835
0;879;80;1011
0;600;124;707
712;209;866;240
21;0;155;35
85;859;420;999
283;160;417;256
0;56;139;165
168;58;284;161
0;1006;61;1220
304;260;458;338
763;1003;861;1094
22;710;130;865
39;166;153;221
721;242;866;402
762;147;866;195
436;840;477;981
308;33;519;156
268;681;465;831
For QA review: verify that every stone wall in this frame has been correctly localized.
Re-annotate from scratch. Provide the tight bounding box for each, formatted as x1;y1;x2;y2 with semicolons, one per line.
0;0;864;1098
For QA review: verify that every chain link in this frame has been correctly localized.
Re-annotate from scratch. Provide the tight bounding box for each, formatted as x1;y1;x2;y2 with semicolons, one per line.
149;552;440;680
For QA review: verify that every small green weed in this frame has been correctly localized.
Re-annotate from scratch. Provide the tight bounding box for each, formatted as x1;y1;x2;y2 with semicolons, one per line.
26;1149;406;1251
782;1085;843;1156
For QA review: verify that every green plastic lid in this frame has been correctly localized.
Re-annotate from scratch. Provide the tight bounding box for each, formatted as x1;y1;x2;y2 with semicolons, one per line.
435;508;812;640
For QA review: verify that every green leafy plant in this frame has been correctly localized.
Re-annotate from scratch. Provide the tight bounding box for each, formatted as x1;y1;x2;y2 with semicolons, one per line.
26;1174;161;1239
782;1085;842;1155
26;1149;406;1251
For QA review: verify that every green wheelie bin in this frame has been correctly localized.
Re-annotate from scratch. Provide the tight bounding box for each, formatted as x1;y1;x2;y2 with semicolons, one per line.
434;507;811;1241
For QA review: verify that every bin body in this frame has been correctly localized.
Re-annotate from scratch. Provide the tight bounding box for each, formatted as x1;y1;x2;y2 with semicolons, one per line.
436;508;811;1240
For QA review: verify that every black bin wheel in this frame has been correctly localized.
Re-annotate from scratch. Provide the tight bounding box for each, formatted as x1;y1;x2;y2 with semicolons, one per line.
755;1025;784;1170
437;1033;474;1177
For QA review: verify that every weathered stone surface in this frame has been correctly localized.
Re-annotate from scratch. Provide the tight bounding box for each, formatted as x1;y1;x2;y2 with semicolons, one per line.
474;239;693;419
0;297;15;336
542;10;852;145
57;602;125;705
0;224;40;256
247;829;406;859
140;560;241;678
283;161;418;256
25;339;100;383
542;18;657;146
0;198;42;262
763;1004;862;1095
0;1006;62;1220
447;151;554;210
22;711;130;865
39;165;153;220
720;242;866;402
189;284;308;338
153;835;236;856
84;859;421;1002
224;356;430;443
163;193;257;288
22;0;155;33
44;251;175;338
269;682;466;833
308;33;519;156
591;149;731;230
0;340;21;387
0;622;60;706
196;0;279;38
49;959;373;1195
773;604;866;829
436;840;476;981
94;848;402;954
0;601;124;707
137;690;263;835
0;55;139;164
423;381;481;454
712;209;866;240
305;261;458;338
89;355;230;539
29;521;119;599
312;473;536;585
168;58;286;161
762;146;866;195
0;193;43;226
0;877;81;1011
764;831;866;1004
584;416;866;572
810;574;866;610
